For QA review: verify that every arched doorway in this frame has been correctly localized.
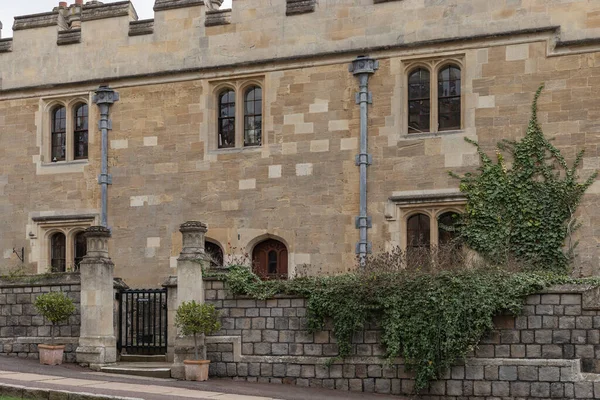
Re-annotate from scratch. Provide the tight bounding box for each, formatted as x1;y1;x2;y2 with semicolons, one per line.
50;232;66;272
252;239;288;279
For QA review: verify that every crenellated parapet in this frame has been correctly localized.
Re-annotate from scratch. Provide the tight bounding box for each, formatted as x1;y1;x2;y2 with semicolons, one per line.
0;0;599;92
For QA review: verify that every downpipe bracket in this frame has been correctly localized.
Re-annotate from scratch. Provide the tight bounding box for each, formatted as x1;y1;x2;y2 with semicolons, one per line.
355;242;372;255
355;216;372;229
355;153;372;166
355;92;373;104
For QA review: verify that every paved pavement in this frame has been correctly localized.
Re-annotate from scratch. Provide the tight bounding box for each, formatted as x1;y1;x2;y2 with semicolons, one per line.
0;356;406;400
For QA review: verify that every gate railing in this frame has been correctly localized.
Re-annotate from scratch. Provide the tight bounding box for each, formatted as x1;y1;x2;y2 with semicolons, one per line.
118;288;167;355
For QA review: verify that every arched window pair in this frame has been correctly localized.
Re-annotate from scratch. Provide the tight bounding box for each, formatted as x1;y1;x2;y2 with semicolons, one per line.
51;103;89;162
50;231;87;272
407;212;459;251
218;86;262;148
408;64;461;133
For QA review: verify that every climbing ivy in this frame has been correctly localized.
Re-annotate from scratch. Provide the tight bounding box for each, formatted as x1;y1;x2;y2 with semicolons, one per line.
450;84;597;272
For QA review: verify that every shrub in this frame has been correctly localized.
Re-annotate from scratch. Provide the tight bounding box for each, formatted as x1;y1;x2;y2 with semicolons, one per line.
451;84;597;272
175;301;221;360
34;292;76;345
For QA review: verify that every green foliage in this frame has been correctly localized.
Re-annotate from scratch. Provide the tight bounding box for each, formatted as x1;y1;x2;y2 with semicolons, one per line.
219;265;597;391
450;84;597;272
34;292;76;344
175;301;221;360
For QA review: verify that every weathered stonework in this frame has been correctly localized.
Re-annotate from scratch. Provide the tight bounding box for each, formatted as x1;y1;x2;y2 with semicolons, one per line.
0;1;599;287
57;29;82;46
286;0;316;16
128;19;154;36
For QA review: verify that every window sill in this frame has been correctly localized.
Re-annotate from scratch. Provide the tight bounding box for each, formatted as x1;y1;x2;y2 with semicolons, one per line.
209;146;262;155
41;159;89;167
400;129;465;140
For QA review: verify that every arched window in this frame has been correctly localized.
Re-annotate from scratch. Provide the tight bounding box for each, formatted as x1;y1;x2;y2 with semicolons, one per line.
74;231;87;272
252;239;288;279
407;213;430;250
51;106;67;162
218;89;236;148
438;212;459;246
74;104;89;160
438;65;461;131
408;68;430;133
50;232;66;272
244;86;262;147
205;241;224;268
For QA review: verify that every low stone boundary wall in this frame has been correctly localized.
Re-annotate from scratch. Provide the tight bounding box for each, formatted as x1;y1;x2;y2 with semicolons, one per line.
191;278;600;398
0;273;81;362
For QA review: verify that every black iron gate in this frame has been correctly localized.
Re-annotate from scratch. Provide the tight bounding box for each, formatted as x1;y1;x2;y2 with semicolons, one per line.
118;289;167;355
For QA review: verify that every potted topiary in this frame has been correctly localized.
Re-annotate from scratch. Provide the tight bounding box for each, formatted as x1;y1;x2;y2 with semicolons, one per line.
175;301;221;381
34;292;76;365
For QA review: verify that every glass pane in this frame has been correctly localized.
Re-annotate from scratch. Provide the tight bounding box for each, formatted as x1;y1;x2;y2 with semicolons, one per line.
438;97;461;131
407;214;430;248
268;251;277;275
408;100;430;133
245;101;255;115
254;87;262;100
438;212;459;245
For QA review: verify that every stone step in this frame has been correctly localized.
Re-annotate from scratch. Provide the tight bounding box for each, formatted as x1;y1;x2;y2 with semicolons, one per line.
100;362;172;379
120;354;167;363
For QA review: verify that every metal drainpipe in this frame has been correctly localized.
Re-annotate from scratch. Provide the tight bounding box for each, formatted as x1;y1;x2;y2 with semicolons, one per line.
349;56;378;266
93;86;119;228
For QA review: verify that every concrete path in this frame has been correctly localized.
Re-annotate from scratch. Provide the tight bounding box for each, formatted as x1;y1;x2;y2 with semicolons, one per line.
0;357;405;400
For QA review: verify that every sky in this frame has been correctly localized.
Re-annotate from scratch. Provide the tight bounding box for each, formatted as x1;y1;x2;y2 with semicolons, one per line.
0;0;233;38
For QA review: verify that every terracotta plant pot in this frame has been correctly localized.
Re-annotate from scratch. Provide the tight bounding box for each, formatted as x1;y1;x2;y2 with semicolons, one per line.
38;344;65;365
184;359;210;381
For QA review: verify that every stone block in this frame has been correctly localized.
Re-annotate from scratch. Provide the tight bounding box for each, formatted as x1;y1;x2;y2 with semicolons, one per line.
484;365;498;380
343;364;355;378
304;344;322;356
349;378;362;391
253;343;271;355
574;382;593;398
561;294;581;305
541;294;561;304
542;316;559;329
559;316;576;329
576;316;593;329
518;365;538;381
242;329;261;343
473;381;491;396
465;365;484;380
531;382;550;397
511;381;531;397
535;329;553;344
272;344;289;355
301;365;315;378
367;365;382;378
262;330;279;343
260;363;273;377
550;382;564;398
541;344;563;358
447;380;463;396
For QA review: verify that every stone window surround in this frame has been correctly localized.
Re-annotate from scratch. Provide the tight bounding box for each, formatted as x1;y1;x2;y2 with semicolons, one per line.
207;77;266;153
403;56;465;136
38;92;94;167
29;214;97;274
385;189;465;251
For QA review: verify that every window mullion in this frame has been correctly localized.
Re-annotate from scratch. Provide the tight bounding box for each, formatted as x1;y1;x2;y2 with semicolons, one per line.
431;69;439;134
66;108;74;161
235;85;243;148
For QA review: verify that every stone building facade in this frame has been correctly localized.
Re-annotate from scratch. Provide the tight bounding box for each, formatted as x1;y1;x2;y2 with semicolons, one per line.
0;0;600;287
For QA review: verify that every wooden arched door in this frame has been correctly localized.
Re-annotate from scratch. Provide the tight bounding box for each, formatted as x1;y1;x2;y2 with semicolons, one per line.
252;239;288;279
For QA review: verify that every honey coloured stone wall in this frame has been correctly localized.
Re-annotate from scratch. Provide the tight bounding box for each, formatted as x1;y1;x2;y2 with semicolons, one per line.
1;4;600;287
201;279;600;398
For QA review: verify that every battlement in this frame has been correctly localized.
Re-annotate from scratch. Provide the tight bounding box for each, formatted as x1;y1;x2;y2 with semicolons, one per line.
0;0;599;92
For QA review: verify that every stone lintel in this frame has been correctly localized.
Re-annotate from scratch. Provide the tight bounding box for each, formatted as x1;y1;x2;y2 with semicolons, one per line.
82;1;137;22
129;19;154;36
13;11;59;31
0;272;80;288
286;0;316;16
31;214;97;223
205;9;231;27
388;189;466;206
57;29;82;45
154;0;204;12
0;39;13;53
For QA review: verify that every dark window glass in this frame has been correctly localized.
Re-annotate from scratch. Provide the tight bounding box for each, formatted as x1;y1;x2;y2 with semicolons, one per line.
244;86;262;147
218;89;235;148
51;232;66;272
438;212;459;246
74;104;88;160
252;239;288;279
407;213;431;249
408;68;430;133
438;65;461;131
51;107;66;162
205;242;224;268
74;231;87;272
